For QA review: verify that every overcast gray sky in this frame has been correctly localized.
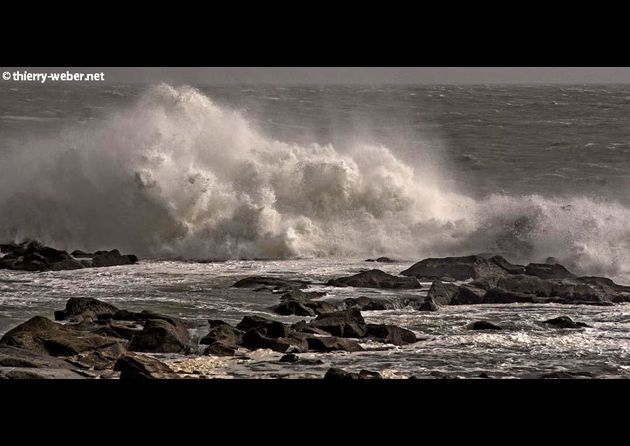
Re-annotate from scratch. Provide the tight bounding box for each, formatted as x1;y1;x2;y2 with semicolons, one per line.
9;67;630;84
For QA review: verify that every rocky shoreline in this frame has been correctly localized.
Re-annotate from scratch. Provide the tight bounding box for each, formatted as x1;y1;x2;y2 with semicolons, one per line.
0;240;137;272
1;241;628;379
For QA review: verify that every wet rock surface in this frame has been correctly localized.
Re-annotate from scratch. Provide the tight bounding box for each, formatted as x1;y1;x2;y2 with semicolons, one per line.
1;251;628;379
414;255;630;307
327;269;421;289
0;240;138;272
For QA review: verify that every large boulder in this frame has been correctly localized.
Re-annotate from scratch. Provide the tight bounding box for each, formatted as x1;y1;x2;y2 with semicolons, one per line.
578;276;630;293
365;324;417;345
427;281;460;306
200;324;243;346
495;275;553;296
114;353;178;379
128;319;192;354
54;297;120;321
426;281;486;306
524;263;575;280
0;316;125;357
272;300;317;317
236;315;292;338
272;298;337;317
327;269;421;289
309;309;367;338
0;345;76;369
400;255;510;281
489;255;525;274
91;249;138;267
241;328;308;353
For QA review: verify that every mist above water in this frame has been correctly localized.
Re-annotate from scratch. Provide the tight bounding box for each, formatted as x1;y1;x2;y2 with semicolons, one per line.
1;84;630;282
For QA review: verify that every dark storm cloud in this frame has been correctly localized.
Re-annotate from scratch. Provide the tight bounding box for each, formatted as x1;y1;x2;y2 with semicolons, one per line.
5;67;630;84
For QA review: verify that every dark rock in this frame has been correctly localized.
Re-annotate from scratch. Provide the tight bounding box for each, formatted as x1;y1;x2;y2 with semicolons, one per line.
208;319;232;328
49;258;85;271
366;324;417;345
542;316;590;329
55;297;119;321
327;269;421;289
400;255;509;281
365;257;396;263
71;250;93;257
489;255;525;274
0;316;126;357
232;276;310;290
0;241;136;271
114;353;178;379
37;246;72;264
279;353;324;364
524;263;576;280
310;308;367;338
280;353;299;363
579;276;630;293
0;242;23;255
203;342;237;356
466;320;503;330
112;310;191;328
101;320;144;340
426;281;486;306
418;297;439;311
241;328;308;353
272;295;338;316
272;300;317;317
324;367;382;379
479;372;490;378
306;336;364;352
343;296;392;311
236;315;292;338
91;249;138;267
496;275;553;296
290;321;331;336
129;319;192;354
455;285;487;304
427;281;460;306
483;288;537;304
0;345;76;369
200;324;243;346
279;289;327;302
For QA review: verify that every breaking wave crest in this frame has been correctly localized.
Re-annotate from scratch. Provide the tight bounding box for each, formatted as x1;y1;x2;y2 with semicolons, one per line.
1;84;630;281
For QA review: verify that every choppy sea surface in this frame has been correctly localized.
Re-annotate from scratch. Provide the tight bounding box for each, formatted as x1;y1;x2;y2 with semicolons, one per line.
1;83;630;378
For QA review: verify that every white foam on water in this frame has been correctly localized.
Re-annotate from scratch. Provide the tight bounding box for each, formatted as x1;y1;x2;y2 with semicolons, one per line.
2;84;630;282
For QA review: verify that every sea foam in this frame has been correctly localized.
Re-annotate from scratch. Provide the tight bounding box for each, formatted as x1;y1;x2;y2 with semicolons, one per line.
1;84;629;282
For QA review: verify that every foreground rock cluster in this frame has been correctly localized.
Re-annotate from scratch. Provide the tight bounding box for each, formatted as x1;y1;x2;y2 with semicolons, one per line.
0;240;138;272
0;293;420;379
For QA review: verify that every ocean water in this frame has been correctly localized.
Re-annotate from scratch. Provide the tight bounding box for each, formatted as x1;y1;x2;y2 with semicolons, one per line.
1;83;630;378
